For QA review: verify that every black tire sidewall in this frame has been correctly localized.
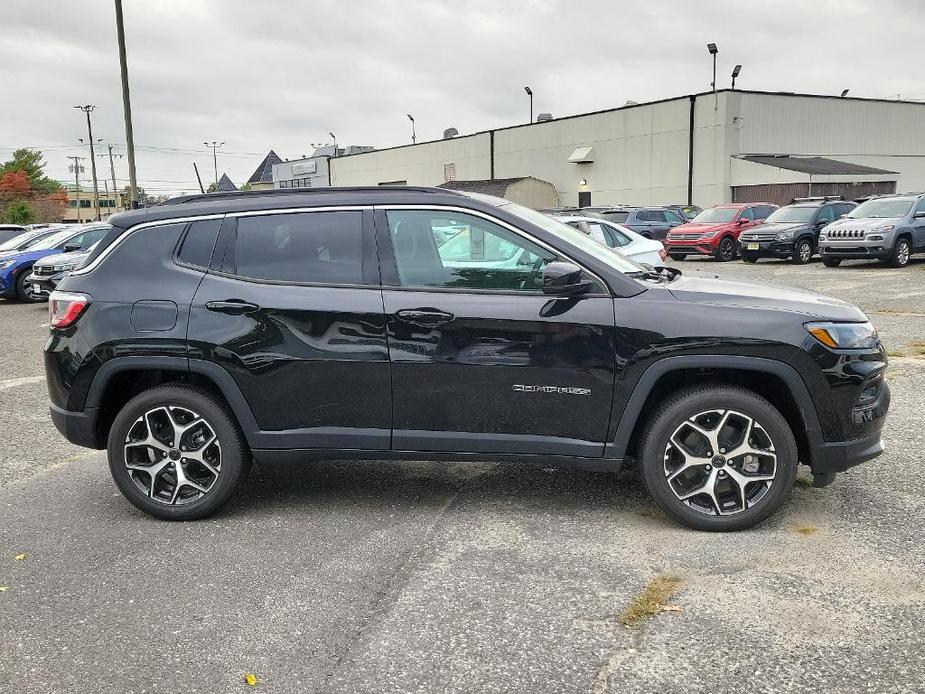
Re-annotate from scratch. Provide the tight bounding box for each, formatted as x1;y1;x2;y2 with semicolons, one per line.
791;239;813;265
890;238;911;267
716;237;735;261
107;385;251;520
15;269;40;303
639;386;798;531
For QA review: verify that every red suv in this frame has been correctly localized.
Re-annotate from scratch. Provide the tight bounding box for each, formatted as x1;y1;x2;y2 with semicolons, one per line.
664;203;777;261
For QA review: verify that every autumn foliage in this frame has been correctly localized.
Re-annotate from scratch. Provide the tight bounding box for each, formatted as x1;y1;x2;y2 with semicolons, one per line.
0;149;67;224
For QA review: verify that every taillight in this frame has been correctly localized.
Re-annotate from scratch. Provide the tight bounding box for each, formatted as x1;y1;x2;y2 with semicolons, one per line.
49;291;90;329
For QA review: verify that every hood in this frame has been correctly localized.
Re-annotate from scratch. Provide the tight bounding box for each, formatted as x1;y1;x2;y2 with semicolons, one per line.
824;216;900;232
34;249;89;269
668;273;867;322
739;221;808;236
0;248;59;266
672;221;736;234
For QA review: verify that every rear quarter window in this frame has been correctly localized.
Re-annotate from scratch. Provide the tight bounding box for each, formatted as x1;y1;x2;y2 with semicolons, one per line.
177;219;222;269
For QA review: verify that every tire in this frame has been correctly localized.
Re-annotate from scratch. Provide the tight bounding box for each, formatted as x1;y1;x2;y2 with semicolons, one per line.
15;268;41;303
715;236;736;262
107;383;252;520
791;238;814;265
886;237;912;268
669;253;687;261
821;257;842;268
637;384;798;531
741;253;758;264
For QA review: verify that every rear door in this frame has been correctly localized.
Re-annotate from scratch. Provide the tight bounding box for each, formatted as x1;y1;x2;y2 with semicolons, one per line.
376;207;616;457
188;208;391;449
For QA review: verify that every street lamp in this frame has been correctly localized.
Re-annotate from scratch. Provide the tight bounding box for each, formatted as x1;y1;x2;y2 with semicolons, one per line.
329;132;337;156
524;86;533;123
203;141;225;187
407;114;416;144
75;105;102;220
731;64;742;90
707;43;718;92
840;89;850;97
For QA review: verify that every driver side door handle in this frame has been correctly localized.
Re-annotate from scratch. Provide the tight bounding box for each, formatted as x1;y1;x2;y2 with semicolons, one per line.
205;300;260;315
395;308;455;327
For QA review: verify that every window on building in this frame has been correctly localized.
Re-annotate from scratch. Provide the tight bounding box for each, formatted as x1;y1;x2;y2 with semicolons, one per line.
386;210;555;292
233;211;365;284
443;163;457;182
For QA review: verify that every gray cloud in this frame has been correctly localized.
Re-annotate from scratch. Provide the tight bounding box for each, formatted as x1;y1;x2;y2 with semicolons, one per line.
1;0;922;195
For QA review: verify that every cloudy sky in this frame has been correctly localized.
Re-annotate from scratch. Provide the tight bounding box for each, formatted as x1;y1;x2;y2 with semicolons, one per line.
2;0;923;196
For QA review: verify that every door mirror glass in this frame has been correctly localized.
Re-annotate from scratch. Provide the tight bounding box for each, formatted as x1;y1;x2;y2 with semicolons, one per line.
62;242;82;252
542;261;593;296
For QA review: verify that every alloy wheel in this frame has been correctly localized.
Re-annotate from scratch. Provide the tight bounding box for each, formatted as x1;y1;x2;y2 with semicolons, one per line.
124;405;222;505
898;240;910;266
663;409;777;516
799;241;812;263
719;238;735;261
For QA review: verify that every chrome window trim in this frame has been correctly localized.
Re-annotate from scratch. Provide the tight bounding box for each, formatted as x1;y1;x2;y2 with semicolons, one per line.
376;204;610;293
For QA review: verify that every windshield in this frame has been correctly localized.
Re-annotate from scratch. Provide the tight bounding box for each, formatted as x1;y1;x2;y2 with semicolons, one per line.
848;198;914;219
691;207;738;223
463;193;645;274
765;206;817;223
28;228;79;251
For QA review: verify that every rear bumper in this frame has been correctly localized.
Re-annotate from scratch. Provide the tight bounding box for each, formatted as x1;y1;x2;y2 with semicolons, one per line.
50;402;101;449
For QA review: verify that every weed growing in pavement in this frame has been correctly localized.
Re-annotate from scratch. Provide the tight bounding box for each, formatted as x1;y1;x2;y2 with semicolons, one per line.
790;523;819;536
618;574;682;627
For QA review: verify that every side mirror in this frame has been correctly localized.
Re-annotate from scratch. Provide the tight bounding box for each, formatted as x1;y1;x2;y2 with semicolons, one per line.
62;242;81;252
738;217;749;224
914;211;925;219
542;261;594;296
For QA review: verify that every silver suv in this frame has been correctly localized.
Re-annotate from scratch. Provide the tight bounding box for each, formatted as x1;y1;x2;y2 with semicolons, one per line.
818;194;925;268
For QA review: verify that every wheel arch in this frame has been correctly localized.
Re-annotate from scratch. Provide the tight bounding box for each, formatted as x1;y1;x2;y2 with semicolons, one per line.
607;356;821;466
85;356;259;448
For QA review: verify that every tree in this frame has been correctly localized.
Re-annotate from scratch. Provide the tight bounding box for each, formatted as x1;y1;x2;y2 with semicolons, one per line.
0;170;30;197
206;182;218;193
4;200;37;225
0;149;60;193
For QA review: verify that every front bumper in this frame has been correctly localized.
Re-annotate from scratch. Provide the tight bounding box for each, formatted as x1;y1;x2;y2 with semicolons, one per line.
0;273;14;298
739;239;795;258
818;242;889;260
27;271;66;299
664;239;718;256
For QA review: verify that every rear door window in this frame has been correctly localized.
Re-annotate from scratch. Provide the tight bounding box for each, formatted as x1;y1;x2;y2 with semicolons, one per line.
233;211;365;284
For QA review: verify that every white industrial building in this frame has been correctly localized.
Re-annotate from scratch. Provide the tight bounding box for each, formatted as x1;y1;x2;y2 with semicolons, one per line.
326;89;925;208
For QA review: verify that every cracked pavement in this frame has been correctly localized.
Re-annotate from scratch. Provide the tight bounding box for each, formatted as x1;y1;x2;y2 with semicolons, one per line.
1;256;924;693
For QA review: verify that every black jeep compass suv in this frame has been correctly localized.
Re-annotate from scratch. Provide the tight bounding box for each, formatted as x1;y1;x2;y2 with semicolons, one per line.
45;187;889;531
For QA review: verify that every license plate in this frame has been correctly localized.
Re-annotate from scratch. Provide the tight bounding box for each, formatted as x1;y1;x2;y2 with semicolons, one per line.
746;242;759;250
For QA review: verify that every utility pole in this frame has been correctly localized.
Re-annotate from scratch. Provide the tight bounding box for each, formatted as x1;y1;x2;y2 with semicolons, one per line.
67;156;84;222
115;0;138;209
204;141;225;187
75;105;101;220
99;144;123;211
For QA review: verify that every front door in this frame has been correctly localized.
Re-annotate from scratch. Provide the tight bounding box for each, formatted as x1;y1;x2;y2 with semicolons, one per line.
377;208;616;457
913;198;925;250
188;209;391;449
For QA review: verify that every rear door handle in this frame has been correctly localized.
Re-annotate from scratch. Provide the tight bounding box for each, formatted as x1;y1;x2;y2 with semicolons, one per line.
395;308;455;327
205;300;260;315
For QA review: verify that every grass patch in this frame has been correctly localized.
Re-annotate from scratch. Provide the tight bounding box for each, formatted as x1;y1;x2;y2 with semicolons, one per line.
637;508;661;520
910;340;925;356
794;473;814;488
618;574;682;627
790;523;819;536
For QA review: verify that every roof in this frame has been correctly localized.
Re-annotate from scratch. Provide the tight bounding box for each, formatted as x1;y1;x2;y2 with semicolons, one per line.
246;150;283;185
741;155;897;176
215;173;237;192
437;177;550;197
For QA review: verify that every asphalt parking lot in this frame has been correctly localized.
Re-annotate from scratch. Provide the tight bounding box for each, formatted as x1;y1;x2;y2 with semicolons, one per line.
1;256;924;694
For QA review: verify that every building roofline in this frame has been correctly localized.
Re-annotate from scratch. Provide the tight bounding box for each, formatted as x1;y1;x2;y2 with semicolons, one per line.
333;88;925;160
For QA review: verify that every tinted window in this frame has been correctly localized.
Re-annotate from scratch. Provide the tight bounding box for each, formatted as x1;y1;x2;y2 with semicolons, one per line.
664;209;684;225
817;205;837;223
636;210;666;223
740;207;755;221
690;208;738;223
765;206;816;223
234;211;364;284
599;211;629;223
386;210;555;292
178;219;221;269
915;198;925;214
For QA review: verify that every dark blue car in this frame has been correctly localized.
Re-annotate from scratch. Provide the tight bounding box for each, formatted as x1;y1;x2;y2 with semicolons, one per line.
0;224;109;302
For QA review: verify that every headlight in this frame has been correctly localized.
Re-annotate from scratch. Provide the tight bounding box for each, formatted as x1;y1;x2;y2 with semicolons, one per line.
775;230;795;241
703;231;718;238
0;259;15;270
874;224;894;232
805;321;878;349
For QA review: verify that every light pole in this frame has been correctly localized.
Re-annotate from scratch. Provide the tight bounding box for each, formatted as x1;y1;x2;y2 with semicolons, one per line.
707;43;718;111
99;144;123;211
524;86;533;123
114;0;138;209
329;132;337;156
204;141;225;187
75;105;101;220
407;114;416;144
731;64;742;90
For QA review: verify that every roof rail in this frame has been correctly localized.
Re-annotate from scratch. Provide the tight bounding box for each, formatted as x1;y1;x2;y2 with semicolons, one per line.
789;195;844;203
158;185;461;206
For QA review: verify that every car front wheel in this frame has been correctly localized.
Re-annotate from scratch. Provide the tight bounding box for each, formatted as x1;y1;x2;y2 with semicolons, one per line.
637;384;798;531
715;236;736;262
791;238;814;265
107;384;252;520
15;269;42;303
886;237;912;268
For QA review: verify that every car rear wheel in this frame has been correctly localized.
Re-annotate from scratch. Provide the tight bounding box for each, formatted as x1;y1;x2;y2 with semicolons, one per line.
107;384;252;520
638;384;798;531
715;236;736;262
791;238;814;265
15;269;42;303
669;253;687;261
821;257;842;267
886;237;911;268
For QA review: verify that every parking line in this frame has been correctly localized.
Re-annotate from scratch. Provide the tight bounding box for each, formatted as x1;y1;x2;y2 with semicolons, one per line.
0;375;44;392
